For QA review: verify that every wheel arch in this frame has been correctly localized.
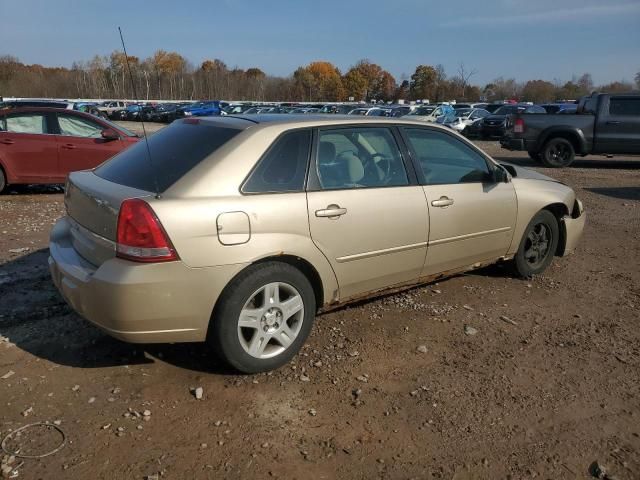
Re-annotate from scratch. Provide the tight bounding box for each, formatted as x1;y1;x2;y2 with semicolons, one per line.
0;161;8;191
542;202;569;256
538;127;587;155
210;253;330;325
250;254;325;311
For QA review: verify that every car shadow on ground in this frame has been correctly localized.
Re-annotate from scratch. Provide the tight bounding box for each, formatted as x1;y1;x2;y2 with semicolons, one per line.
585;186;640;201
493;155;640;170
0;249;236;375
1;249;520;376
1;184;65;195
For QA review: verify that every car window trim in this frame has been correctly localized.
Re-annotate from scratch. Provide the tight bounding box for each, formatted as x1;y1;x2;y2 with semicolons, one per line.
398;125;498;186
239;126;313;195
306;123;418;192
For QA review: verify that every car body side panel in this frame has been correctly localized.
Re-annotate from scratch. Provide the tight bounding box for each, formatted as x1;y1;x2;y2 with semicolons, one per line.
422;181;517;275
149;193;340;306
507;178;576;255
49;216;245;343
306;186;429;300
0;131;60;183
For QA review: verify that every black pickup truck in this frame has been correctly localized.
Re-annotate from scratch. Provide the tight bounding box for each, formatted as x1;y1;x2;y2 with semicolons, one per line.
500;93;640;167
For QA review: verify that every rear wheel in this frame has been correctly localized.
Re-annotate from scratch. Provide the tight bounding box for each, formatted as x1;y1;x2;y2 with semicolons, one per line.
0;168;6;194
512;210;559;277
541;138;575;168
208;262;316;373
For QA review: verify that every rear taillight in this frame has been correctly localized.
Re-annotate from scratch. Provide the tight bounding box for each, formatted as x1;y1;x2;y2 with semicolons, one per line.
514;118;525;133
116;199;178;263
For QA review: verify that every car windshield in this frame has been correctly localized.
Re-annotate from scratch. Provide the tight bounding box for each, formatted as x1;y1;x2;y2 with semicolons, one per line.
494;106;519;115
442;113;458;123
455;108;472;117
409;106;435;116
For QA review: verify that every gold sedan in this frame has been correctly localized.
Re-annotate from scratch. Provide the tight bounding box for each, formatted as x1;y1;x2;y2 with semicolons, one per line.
49;115;585;373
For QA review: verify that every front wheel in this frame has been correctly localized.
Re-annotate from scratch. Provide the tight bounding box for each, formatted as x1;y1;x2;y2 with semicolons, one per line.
512;210;559;277
541;138;575;168
208;262;316;373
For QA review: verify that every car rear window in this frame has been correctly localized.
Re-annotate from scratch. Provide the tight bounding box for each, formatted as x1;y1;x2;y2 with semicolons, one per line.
94;121;240;192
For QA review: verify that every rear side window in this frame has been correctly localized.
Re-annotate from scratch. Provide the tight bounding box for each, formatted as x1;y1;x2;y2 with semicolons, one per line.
95;122;240;192
242;129;311;193
580;96;598;114
2;113;47;134
609;98;640;116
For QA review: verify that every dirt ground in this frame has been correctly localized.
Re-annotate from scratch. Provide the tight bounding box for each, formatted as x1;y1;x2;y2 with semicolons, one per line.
0;127;639;479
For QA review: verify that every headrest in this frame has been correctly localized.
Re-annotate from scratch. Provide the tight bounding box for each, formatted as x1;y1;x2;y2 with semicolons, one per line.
318;142;336;165
338;151;364;183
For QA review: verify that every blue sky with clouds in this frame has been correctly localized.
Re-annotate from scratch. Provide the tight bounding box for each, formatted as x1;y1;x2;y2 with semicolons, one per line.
1;0;639;85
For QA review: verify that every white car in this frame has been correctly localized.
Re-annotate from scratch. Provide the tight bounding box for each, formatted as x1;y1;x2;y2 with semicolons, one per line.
444;108;490;134
404;105;453;123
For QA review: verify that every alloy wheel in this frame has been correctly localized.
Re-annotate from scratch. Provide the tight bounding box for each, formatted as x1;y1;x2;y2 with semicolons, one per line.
524;223;552;268
237;282;305;359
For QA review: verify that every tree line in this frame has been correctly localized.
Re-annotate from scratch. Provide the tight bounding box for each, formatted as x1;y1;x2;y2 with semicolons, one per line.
1;52;638;103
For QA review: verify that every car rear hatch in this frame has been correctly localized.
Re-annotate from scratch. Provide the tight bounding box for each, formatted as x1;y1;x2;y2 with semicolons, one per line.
61;119;247;267
64;171;152;267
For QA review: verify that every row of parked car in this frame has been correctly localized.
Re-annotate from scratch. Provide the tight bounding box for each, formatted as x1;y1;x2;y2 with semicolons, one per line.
96;99;581;139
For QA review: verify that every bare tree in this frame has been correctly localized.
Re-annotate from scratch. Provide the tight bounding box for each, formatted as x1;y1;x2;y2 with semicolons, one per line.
456;62;478;99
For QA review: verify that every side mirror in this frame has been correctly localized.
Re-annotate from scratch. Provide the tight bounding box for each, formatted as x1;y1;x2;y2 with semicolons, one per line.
101;128;119;141
492;165;510;183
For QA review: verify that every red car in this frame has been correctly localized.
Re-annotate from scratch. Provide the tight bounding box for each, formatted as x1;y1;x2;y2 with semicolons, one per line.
0;107;139;192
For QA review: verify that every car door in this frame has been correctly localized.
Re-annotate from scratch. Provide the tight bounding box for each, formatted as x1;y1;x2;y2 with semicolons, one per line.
306;126;429;300
0;111;60;182
54;112;123;174
401;127;517;276
595;96;640;154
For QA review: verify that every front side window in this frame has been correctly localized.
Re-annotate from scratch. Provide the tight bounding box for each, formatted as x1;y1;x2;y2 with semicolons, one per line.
609;98;640;116
404;128;491;185
58;114;103;138
243;129;311;193
3;114;47;134
316;127;408;190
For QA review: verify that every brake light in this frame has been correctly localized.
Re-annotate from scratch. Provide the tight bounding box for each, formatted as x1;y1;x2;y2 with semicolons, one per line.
514;118;525;134
116;198;178;263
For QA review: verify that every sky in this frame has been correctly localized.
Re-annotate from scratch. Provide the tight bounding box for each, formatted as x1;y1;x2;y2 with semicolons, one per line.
1;0;639;86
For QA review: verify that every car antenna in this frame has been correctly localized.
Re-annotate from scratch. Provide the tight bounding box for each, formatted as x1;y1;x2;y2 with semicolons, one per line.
118;26;161;199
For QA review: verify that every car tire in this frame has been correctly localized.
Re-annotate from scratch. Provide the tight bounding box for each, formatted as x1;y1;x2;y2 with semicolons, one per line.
512;210;559;278
0;168;6;194
208;262;316;373
541;138;575;168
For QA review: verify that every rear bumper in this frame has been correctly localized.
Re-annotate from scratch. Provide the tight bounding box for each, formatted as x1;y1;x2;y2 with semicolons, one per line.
560;210;586;256
500;136;536;152
49;217;246;343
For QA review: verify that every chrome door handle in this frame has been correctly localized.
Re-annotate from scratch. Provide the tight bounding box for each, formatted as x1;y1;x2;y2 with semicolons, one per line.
315;204;347;218
605;120;621;125
431;196;454;207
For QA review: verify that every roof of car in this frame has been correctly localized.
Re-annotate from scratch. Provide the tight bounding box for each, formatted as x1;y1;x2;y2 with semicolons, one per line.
0;106;87;114
196;114;454;131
